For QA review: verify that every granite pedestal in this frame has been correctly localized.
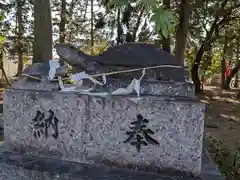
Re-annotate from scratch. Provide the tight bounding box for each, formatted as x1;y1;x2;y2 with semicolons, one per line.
0;69;211;180
0;142;224;180
3;86;204;175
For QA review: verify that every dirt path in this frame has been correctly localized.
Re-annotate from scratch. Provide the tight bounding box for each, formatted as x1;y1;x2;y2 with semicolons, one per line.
202;86;240;151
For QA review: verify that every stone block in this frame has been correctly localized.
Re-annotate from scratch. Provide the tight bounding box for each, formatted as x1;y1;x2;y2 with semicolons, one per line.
96;79;195;97
3;89;205;175
0;144;224;180
12;77;195;98
0;146;200;180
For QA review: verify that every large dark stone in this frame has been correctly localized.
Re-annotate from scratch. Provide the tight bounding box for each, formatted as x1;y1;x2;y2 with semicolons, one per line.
54;43;188;81
95;43;181;67
55;43;182;68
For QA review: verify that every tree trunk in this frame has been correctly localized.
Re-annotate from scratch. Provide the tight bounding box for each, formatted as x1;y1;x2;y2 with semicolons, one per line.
234;37;239;88
32;0;53;63
90;0;94;54
191;46;203;94
191;18;221;93
162;0;171;53
59;0;66;43
16;0;24;76
116;8;123;45
175;0;191;65
0;52;11;86
224;37;240;88
221;34;228;89
191;0;230;94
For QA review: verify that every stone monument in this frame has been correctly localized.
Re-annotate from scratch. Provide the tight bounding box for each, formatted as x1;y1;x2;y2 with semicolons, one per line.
54;42;189;81
0;43;224;180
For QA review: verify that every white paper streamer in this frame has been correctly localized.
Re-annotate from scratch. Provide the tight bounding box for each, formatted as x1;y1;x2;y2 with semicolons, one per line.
57;68;146;97
111;68;146;97
48;60;60;80
48;59;146;97
71;71;107;86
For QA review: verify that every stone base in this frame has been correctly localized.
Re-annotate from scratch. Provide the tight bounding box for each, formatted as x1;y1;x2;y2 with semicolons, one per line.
0;145;199;180
12;77;195;97
96;78;195;97
0;144;224;180
201;148;225;180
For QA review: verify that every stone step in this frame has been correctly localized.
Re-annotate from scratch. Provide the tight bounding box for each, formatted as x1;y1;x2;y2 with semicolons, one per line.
0;147;200;180
0;144;225;180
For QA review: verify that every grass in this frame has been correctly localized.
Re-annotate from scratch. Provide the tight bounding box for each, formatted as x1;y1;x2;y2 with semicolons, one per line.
206;135;240;180
0;136;3;142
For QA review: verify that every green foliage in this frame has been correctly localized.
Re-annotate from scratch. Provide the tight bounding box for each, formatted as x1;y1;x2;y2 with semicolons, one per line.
23;55;30;65
185;48;197;75
114;0;176;39
0;13;6;45
208;135;240;179
151;7;176;38
82;40;110;56
185;47;222;78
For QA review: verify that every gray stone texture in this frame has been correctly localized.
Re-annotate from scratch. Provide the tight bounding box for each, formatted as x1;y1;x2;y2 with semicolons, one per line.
200;148;225;180
0;144;224;180
12;76;60;91
4;89;205;175
22;62;68;76
55;43;189;81
95;79;195;97
0;145;200;180
11;77;195;98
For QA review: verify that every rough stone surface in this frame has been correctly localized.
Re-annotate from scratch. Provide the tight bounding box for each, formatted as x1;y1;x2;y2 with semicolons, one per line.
11;76;59;91
95;67;189;82
55;43;181;67
3;89;205;175
55;43;189;81
95;79;195;97
0;144;224;180
200;148;225;180
22;62;68;76
0;146;200;180
11;77;195;98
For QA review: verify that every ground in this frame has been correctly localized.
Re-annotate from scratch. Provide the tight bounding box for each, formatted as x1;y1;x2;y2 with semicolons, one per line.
201;85;240;179
202;86;240;151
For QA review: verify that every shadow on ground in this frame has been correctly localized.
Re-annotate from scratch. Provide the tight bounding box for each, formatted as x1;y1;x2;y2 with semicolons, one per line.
201;86;240;151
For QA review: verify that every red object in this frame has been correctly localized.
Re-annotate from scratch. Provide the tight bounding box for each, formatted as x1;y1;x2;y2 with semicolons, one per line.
225;64;231;77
